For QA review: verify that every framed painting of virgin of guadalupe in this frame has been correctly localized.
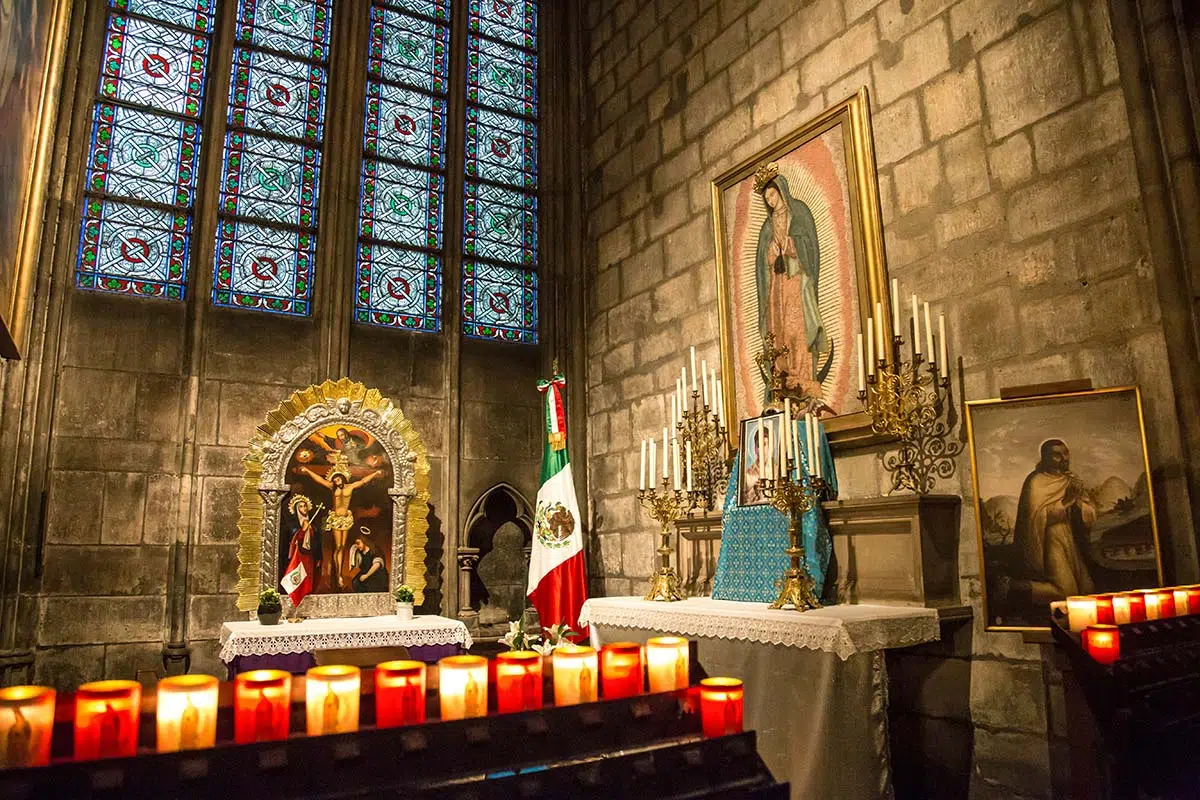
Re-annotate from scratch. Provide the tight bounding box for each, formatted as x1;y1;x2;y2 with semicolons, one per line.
712;88;892;448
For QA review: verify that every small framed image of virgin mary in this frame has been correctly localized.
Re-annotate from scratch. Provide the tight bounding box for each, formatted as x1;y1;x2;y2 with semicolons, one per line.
713;87;892;450
738;414;782;507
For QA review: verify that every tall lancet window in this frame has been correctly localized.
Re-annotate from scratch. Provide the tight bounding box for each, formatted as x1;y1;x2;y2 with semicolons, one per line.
354;0;450;332
461;0;539;343
76;0;217;300
212;0;333;315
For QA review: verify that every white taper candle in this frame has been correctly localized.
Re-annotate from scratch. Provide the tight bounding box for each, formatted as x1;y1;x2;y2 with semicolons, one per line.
649;439;656;489
701;359;710;408
924;302;934;362
680;368;688;412
639;439;647;491
690;347;697;392
686;441;693;492
672;438;680;491
891;278;900;332
939;314;948;369
875;302;885;358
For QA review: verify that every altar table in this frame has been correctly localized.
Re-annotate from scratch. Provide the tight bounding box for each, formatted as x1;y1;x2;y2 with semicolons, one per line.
579;597;939;800
219;615;473;677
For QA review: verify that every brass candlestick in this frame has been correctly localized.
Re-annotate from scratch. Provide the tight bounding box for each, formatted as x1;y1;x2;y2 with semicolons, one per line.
860;334;962;494
760;468;827;611
637;481;691;602
676;388;732;515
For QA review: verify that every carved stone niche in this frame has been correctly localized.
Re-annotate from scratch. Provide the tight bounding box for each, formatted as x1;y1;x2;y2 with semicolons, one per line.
235;379;431;619
822;494;962;608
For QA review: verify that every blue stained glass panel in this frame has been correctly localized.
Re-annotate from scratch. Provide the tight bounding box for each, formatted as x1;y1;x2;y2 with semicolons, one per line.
467;33;536;118
368;6;450;95
213;220;314;314
360;161;444;248
462;261;537;343
112;0;216;32
355;243;441;330
465;106;536;189
101;15;210;117
87;102;200;206
220;132;321;227
463;181;536;266
378;0;450;21
235;0;333;61
468;0;536;49
76;199;191;300
363;82;446;169
228;49;327;140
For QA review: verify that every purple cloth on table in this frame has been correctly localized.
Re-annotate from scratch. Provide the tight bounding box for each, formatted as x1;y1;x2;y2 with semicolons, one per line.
224;643;462;678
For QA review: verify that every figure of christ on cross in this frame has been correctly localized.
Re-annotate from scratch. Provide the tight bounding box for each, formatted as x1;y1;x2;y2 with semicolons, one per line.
300;456;384;590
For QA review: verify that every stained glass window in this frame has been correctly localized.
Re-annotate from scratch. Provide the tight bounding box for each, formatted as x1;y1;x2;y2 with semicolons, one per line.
75;0;216;300
462;0;538;342
354;1;450;332
212;0;332;315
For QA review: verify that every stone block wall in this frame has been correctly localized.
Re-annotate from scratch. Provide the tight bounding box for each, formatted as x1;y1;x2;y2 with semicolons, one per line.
582;0;1196;796
29;293;539;687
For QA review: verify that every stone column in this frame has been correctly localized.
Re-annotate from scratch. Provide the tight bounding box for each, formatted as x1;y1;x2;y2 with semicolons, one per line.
456;547;480;631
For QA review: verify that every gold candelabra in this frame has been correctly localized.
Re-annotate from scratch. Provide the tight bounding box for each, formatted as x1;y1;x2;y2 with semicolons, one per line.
859;334;962;494
637;481;693;602
760;466;828;611
676;389;732;515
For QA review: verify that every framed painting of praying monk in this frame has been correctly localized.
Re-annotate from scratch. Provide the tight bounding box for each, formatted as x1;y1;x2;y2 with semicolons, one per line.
966;386;1163;631
713;87;891;448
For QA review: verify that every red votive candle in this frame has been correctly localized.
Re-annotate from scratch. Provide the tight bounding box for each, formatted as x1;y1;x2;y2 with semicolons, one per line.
1082;624;1120;665
376;660;426;727
234;669;292;743
1187;587;1200;615
1127;593;1147;622
74;680;141;760
0;685;56;768
1157;590;1177;618
699;677;744;738
600;642;643;699
495;651;543;713
1094;595;1115;624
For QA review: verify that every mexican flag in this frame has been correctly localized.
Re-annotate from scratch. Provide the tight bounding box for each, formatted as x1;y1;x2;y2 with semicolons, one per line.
528;371;588;638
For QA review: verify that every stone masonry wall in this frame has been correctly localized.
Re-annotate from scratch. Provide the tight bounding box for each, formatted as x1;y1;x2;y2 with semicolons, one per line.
582;0;1196;796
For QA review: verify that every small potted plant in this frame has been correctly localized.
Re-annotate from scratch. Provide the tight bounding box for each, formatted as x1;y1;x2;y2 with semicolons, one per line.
257;589;282;625
393;585;415;621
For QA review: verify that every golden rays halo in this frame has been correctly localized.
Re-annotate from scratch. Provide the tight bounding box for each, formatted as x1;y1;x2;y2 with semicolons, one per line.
235;378;431;611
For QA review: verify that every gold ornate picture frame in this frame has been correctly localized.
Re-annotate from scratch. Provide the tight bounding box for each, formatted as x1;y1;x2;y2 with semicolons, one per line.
966;386;1163;631
235;379;431;616
713;87;892;449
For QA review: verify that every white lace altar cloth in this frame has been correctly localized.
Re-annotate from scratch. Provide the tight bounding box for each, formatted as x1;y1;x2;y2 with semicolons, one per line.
578;597;938;661
219;615;473;663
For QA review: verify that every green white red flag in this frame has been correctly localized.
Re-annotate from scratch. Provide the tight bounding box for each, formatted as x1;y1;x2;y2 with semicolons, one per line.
528;371;588;637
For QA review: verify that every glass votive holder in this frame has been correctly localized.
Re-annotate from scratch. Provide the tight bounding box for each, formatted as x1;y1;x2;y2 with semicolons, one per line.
1174;589;1191;617
495;651;543;713
75;680;142;760
234;669;292;744
438;655;488;720
1187;587;1200;615
552;645;598;706
305;665;361;735
600;642;643;698
1066;596;1098;632
156;675;218;752
699;677;744;738
1095;595;1115;624
1082;624;1120;665
376;660;427;727
0;685;56;768
646;636;689;692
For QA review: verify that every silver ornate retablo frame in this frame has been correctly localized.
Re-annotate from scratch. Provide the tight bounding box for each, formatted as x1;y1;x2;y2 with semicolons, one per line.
235;379;431;617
